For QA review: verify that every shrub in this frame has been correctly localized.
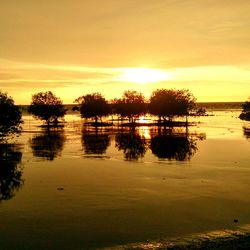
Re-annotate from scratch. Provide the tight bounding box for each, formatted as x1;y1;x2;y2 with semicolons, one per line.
28;91;66;126
0;91;22;140
149;89;196;122
239;99;250;121
112;90;146;123
75;93;110;123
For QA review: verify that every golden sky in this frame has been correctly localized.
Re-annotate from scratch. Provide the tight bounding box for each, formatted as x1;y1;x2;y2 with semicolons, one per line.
0;0;249;104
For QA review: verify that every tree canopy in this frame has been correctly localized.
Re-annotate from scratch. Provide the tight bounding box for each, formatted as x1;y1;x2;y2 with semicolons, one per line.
0;91;22;140
76;93;110;123
28;91;66;126
149;89;196;122
112;90;146;123
239;99;250;121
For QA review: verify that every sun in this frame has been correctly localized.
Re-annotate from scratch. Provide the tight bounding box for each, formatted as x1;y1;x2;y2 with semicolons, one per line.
118;68;171;84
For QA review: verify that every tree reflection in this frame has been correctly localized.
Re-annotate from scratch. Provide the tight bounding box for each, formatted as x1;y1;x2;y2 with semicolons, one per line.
115;130;147;161
243;127;250;140
0;144;24;201
82;128;110;155
150;130;203;161
30;130;66;161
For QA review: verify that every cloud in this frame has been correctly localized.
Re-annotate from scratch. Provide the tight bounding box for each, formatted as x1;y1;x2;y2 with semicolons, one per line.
0;60;122;89
1;0;249;68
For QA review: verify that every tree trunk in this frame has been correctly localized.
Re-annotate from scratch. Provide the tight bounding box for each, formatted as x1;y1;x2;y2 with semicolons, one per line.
158;116;161;124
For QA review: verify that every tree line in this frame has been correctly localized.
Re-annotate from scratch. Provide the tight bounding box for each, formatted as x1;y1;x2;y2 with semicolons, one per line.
74;89;196;124
35;89;196;125
0;89;250;139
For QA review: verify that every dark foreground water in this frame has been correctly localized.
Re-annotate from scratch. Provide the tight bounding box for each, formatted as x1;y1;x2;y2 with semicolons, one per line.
0;107;250;249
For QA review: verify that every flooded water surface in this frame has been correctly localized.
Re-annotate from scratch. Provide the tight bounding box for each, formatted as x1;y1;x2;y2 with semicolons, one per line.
0;107;250;249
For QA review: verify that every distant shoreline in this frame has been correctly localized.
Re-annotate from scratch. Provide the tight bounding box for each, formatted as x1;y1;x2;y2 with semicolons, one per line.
17;101;244;106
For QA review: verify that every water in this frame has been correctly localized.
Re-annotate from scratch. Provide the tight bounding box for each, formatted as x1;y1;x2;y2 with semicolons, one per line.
0;106;250;249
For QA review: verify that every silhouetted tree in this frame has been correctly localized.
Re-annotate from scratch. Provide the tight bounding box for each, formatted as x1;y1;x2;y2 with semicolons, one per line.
28;91;66;126
115;130;147;160
112;90;146;124
29;131;66;161
150;133;197;161
82;129;110;155
196;107;207;116
76;93;110;123
149;89;196;123
0;91;22;140
239;99;250;121
0;144;24;201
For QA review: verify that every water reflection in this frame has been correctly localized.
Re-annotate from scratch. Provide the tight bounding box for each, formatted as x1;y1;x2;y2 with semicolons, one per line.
115;130;147;161
29;130;66;161
150;128;205;161
82;128;111;155
0;144;24;201
243;127;250;140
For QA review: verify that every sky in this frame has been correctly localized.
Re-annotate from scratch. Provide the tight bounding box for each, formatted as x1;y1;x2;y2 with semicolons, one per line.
0;0;250;104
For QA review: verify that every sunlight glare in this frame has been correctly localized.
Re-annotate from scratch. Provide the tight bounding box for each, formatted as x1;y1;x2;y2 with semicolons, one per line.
118;68;171;84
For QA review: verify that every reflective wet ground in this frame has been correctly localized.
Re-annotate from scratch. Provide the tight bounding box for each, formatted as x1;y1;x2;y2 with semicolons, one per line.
0;109;250;249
